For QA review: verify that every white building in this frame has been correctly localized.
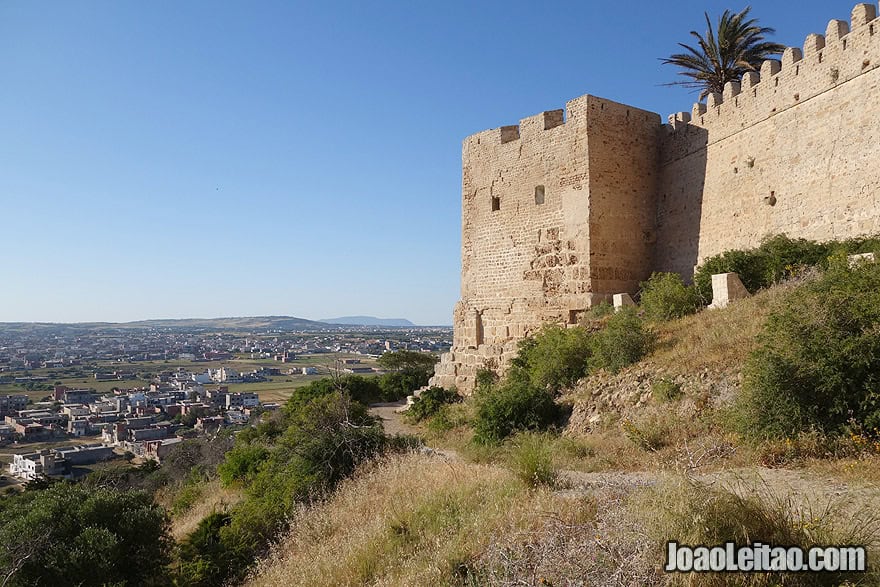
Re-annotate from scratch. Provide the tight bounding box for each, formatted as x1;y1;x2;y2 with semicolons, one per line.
10;450;61;481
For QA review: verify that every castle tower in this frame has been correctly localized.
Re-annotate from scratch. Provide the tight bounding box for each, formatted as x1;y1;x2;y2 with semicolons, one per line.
431;96;661;392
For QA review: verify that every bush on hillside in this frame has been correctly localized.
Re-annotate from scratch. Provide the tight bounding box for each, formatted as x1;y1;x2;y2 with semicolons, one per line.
589;308;653;374
218;443;270;487
475;367;499;393
694;234;844;302
694;248;769;303
473;379;560;445
734;257;880;439
584;301;614;321
758;234;830;281
406;386;461;423
376;350;438;400
0;483;172;587
509;324;592;392
639;272;700;321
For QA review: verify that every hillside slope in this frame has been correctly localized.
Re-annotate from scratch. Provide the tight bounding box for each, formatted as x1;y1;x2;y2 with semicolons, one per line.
245;279;880;586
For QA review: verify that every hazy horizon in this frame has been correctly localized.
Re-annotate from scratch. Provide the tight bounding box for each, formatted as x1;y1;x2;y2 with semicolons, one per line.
0;313;452;327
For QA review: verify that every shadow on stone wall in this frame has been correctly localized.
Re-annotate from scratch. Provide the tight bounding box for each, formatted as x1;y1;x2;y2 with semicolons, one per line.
654;124;709;280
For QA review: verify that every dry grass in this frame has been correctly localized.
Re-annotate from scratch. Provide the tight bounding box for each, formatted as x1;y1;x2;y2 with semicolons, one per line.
247;452;601;587
635;476;880;586
801;454;880;484
649;281;798;376
167;479;242;540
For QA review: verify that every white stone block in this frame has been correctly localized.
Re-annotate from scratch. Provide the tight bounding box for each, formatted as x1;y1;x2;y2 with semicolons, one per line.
613;293;636;311
708;272;750;309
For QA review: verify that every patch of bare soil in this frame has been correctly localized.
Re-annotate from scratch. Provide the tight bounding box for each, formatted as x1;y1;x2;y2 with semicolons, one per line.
368;400;421;437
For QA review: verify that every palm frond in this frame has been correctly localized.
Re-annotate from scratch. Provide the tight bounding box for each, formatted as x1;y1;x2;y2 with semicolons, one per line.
661;6;785;99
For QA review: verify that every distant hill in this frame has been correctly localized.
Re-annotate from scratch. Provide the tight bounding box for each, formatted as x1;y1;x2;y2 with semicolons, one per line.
319;316;415;327
0;315;332;334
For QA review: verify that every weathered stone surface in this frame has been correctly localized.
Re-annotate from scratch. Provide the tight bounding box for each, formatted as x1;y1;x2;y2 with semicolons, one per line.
708;273;751;310
432;5;880;394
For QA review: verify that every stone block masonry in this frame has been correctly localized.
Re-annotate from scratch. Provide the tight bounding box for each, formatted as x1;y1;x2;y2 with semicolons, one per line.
431;3;880;393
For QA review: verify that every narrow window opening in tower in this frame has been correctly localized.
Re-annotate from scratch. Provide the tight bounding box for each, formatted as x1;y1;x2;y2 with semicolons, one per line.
474;312;484;346
535;185;545;205
491;196;500;212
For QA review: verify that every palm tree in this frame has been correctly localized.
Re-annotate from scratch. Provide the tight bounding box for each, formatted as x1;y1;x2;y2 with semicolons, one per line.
662;7;785;100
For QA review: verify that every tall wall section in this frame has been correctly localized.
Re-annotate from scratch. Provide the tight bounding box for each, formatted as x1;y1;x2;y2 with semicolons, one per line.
656;3;880;276
431;96;659;392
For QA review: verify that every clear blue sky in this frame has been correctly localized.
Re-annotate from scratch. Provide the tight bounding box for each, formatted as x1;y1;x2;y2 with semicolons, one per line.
0;0;865;325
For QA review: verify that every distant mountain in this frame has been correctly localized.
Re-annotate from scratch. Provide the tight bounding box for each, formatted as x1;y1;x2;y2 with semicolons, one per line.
319;316;415;327
0;315;331;334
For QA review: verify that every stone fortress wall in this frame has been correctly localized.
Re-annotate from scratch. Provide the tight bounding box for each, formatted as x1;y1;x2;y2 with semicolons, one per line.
431;3;880;393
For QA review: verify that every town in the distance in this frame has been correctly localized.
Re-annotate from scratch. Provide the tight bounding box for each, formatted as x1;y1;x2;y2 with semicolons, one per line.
0;315;451;486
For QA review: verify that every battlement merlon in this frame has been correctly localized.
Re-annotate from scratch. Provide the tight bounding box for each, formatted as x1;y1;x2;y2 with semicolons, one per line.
666;2;880;140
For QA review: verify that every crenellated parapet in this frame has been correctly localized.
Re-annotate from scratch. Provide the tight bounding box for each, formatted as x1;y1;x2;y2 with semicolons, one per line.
468;94;657;152
666;3;880;143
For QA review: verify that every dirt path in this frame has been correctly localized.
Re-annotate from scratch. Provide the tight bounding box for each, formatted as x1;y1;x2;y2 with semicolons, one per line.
368;401;422;437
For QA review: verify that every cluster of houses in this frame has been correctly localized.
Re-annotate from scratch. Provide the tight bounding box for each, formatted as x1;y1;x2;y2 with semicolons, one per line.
3;371;270;481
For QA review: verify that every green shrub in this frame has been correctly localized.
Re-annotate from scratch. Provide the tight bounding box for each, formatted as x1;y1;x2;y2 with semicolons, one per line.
834;234;880;259
639;272;700;321
652;377;682;403
178;512;233;586
758;234;829;282
509;433;557;488
589;308;652;374
406;386;461;423
735;258;880;439
694;234;837;303
694;247;768;303
171;468;209;515
425;403;470;434
0;484;172;587
474;368;498;393
509;324;592;392
284;375;386;416
473;379;560;445
377;350;438;400
584;301;614;320
218;443;270;487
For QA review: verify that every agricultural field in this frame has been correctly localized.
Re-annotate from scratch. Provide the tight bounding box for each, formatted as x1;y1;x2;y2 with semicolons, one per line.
0;353;382;404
